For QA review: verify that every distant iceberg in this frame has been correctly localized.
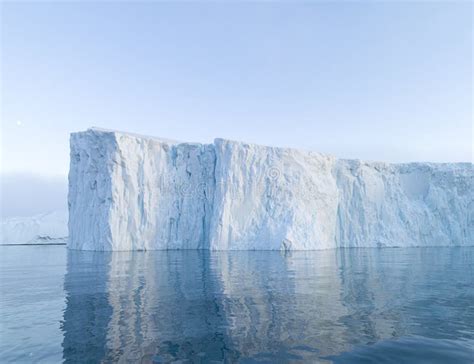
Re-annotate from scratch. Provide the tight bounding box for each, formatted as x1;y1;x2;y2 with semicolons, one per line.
68;128;473;251
1;210;68;245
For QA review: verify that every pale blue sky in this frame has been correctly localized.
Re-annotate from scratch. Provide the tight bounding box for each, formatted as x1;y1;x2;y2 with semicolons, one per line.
1;1;472;183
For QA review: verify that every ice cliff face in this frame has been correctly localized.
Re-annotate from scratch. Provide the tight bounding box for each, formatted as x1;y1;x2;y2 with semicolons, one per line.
68;128;473;251
209;139;340;250
69;129;215;250
335;161;473;247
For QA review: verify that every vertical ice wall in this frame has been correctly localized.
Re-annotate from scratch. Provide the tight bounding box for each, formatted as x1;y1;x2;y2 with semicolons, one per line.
209;141;473;250
69;130;116;250
335;161;474;247
68;129;215;250
209;139;339;250
68;128;473;251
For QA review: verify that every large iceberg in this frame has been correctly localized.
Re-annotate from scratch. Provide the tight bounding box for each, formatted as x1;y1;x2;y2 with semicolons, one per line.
68;128;473;251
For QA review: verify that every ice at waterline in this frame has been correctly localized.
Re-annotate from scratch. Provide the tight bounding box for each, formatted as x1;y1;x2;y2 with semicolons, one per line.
68;128;473;251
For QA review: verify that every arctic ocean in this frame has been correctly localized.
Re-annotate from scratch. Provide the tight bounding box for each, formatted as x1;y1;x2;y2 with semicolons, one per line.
1;245;473;363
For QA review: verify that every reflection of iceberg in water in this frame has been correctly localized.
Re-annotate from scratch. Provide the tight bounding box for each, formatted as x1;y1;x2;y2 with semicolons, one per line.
212;250;350;359
62;251;113;363
61;248;474;362
62;250;240;362
103;251;239;362
334;248;474;344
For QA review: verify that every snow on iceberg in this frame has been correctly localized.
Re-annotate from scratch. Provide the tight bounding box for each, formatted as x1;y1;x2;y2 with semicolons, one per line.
1;210;68;245
68;128;473;251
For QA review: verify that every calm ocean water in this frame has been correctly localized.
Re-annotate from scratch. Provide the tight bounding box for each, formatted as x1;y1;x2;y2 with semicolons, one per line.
0;245;473;363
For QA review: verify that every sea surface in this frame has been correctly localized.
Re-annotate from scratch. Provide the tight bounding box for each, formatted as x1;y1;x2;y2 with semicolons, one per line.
0;245;473;363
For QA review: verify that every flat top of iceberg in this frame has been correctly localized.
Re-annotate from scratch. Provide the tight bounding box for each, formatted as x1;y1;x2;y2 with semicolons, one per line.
76;128;472;167
83;127;181;145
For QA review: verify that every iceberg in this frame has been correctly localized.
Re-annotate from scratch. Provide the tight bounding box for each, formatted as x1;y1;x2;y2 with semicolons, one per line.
68;128;473;251
1;210;68;245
